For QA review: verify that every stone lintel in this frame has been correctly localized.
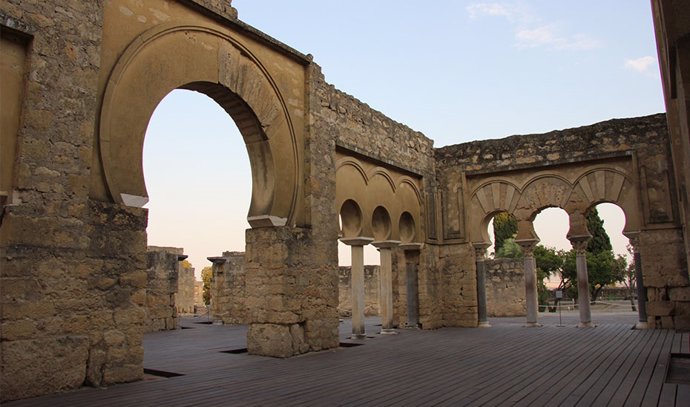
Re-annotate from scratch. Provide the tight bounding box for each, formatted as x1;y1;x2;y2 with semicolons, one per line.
399;242;424;251
340;237;374;246
207;256;227;265
247;215;288;228
372;240;401;249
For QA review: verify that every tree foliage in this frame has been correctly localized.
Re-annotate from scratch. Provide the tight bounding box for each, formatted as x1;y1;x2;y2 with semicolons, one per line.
201;266;212;306
493;212;517;254
586;208;612;254
496;238;523;258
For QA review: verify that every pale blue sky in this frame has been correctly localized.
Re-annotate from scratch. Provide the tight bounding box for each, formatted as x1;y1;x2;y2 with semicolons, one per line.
144;1;663;274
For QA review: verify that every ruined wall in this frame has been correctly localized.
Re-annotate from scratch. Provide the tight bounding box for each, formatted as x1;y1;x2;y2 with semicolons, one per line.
177;261;195;314
209;251;247;324
434;114;689;329
145;247;184;332
485;258;526;317
338;265;381;317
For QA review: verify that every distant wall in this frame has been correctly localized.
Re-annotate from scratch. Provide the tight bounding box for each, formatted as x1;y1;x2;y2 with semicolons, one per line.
176;262;195;314
145;246;184;332
485;258;526;317
209;251;247;324
338;266;381;317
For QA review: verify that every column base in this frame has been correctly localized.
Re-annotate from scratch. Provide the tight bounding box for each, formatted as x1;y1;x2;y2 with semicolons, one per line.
350;334;367;340
577;322;595;328
478;321;492;328
524;322;542;328
635;321;649;329
380;329;397;335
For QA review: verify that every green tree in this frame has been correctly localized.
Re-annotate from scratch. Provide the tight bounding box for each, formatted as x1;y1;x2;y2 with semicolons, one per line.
586;208;612;254
496;237;522;258
534;245;565;306
201;266;213;306
493;212;517;254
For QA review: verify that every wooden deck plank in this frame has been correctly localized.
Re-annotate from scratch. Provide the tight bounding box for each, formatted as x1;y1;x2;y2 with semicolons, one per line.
568;327;653;407
641;330;676;406
607;328;668;406
9;314;681;407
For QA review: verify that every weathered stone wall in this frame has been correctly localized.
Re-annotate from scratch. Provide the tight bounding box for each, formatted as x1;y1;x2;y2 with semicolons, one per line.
209;251;247;324
485;258;526;317
177;261;196;314
145;247;184;332
338;265;381;317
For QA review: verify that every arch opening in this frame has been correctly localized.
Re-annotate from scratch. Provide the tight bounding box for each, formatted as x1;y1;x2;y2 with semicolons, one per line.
399;211;416;243
340;199;363;238
371;206;392;241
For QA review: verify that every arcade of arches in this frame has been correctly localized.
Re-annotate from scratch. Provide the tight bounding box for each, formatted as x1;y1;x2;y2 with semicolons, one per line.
1;0;690;401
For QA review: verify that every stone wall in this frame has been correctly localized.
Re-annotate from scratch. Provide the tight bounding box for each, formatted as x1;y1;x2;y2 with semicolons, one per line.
145;247;184;332
485;258;526;317
338;265;381;317
209;251;248;324
177;261;196;315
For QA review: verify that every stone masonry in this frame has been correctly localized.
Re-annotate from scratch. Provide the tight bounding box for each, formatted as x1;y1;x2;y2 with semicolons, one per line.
208;251;248;325
485;258;526;317
338;265;381;317
1;0;690;402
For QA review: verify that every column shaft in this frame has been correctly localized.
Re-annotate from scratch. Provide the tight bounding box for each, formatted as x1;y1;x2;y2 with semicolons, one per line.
379;247;394;332
524;254;539;326
351;245;366;338
405;260;419;327
634;251;648;327
476;258;489;327
576;251;592;327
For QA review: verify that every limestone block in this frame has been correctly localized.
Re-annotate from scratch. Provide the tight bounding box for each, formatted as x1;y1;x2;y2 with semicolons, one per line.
248;323;298;358
669;287;690;301
646;300;675;316
0;336;89;401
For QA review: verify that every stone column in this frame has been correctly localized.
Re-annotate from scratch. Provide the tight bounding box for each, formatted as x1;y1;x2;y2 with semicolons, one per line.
473;243;491;328
340;237;374;339
373;240;400;334
400;243;423;328
516;238;540;327
570;236;593;328
625;233;648;329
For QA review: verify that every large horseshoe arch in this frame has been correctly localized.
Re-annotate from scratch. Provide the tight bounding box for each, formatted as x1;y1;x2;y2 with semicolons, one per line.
97;23;300;227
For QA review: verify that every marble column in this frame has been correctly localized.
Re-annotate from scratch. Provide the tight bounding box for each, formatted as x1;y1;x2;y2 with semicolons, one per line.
516;238;540;327
373;240;400;334
473;243;491;328
570;236;593;328
340;237;374;339
626;233;648;329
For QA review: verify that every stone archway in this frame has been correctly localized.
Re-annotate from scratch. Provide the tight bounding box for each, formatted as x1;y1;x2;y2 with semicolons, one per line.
94;24;300;227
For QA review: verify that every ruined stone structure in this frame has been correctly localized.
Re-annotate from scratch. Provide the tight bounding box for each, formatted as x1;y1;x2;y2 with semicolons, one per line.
176;260;195;314
485;259;526;318
145;247;186;332
208;251;247;324
338;265;381;317
1;0;689;401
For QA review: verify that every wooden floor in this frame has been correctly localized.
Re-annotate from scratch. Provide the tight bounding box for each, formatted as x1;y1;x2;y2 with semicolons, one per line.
8;311;690;406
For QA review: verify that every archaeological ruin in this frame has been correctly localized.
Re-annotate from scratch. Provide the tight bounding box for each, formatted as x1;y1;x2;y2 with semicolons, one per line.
1;0;689;401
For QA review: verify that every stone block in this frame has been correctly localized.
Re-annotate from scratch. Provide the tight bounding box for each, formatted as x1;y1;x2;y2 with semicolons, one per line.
248;323;298;358
669;287;690;301
647;301;675;316
0;335;89;401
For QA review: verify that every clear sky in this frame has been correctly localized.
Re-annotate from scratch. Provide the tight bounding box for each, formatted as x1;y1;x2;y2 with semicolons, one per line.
144;1;664;276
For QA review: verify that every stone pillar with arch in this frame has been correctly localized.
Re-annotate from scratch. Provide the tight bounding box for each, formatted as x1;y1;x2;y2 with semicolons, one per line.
515;219;540;327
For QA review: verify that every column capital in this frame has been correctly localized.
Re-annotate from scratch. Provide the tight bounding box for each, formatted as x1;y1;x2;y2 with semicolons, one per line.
372;240;401;249
207;256;227;265
473;242;491;260
399;242;424;251
623;231;640;253
340;237;374;246
515;238;539;255
568;234;591;254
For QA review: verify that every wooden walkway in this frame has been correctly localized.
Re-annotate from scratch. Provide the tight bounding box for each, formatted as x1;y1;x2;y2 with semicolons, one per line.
7;313;690;406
